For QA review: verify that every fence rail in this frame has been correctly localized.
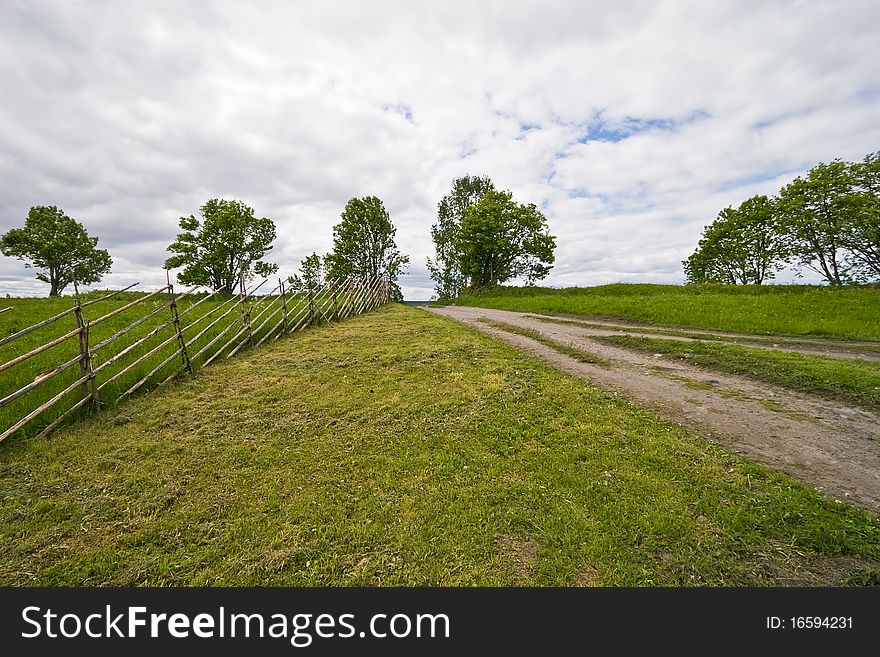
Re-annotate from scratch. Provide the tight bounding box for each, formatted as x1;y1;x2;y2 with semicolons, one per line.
0;273;390;443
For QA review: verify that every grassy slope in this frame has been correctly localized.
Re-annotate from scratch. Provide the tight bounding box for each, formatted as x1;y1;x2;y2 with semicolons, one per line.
594;335;880;412
454;284;880;340
0;290;289;440
1;305;878;586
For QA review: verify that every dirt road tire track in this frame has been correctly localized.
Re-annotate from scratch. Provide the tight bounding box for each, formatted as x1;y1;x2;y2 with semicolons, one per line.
424;305;880;514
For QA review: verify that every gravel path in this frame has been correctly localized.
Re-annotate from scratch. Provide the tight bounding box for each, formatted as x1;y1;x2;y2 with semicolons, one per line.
424;305;880;514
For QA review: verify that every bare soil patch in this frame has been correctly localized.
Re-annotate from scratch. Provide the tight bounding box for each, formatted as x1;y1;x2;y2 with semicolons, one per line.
497;533;538;583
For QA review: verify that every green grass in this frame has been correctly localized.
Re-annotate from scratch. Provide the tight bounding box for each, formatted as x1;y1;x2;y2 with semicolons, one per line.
529;315;880;354
454;284;880;341
1;305;877;586
525;314;727;340
595;335;880;412
0;289;320;441
476;318;610;366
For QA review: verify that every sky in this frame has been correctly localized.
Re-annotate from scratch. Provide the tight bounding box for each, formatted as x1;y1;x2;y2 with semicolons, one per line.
1;1;878;299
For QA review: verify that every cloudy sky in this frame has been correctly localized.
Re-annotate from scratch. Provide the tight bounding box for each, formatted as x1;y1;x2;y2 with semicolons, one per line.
1;1;878;299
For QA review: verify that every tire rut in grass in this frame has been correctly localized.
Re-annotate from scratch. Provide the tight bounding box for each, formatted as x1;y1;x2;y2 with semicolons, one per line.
426;305;880;515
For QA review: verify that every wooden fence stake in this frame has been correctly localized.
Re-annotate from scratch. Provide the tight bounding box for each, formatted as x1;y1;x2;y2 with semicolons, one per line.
239;271;254;346
307;284;316;325
72;277;100;411
331;282;339;320
167;272;193;377
279;278;289;333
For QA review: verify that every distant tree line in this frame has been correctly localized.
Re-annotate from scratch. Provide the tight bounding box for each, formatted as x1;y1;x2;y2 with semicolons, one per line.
168;195;410;301
2;195;411;299
684;151;880;285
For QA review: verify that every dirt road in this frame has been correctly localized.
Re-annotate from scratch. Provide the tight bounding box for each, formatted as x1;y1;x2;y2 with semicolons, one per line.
424;305;880;514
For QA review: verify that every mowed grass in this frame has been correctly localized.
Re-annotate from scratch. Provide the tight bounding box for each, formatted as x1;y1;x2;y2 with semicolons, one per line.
476;318;610;367
1;304;878;586
594;335;880;413
0;289;303;440
454;284;880;340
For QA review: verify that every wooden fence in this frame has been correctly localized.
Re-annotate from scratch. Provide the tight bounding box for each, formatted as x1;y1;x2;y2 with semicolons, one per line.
0;274;390;443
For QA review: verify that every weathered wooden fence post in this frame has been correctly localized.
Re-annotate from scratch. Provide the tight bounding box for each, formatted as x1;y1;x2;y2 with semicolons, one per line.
72;277;100;411
307;282;316;325
331;281;339;320
167;271;193;376
239;271;254;346
279;278;289;333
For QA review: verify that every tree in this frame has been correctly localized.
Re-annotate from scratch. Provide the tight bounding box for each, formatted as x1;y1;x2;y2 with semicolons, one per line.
455;190;556;289
324;196;409;301
777;160;858;285
1;205;112;296
164;199;279;294
841;152;880;280
427;175;496;300
287;252;325;292
683;195;788;285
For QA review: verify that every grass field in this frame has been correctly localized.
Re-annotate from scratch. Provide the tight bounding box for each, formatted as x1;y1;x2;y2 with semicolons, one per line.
2;304;877;586
594;335;880;413
476;318;610;366
453;284;880;340
0;287;322;441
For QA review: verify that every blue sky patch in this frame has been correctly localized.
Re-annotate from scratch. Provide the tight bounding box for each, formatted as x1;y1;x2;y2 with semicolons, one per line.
578;110;709;144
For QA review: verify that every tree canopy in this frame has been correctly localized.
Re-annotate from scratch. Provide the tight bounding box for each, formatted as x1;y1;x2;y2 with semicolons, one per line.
685;151;880;286
324;196;409;301
777;160;858;285
683;195;788;284
456;190;556;289
427;175;496;300
164;199;278;294
287;252;325;292
0;205;112;296
842;152;880;279
427;176;555;296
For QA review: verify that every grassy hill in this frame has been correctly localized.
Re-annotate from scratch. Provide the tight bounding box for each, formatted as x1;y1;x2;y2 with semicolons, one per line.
1;304;877;586
453;284;880;340
1;288;320;441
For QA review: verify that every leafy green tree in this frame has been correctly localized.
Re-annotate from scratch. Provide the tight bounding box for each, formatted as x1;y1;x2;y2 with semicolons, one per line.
683;195;788;284
777;160;858;285
164;199;279;294
324;196;409;301
455;190;556;289
842;152;880;280
1;205;112;296
287;252;325;292
683;214;739;284
428;175;496;300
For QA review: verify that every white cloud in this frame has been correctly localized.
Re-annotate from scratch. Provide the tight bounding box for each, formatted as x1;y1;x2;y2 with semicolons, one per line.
1;0;877;299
